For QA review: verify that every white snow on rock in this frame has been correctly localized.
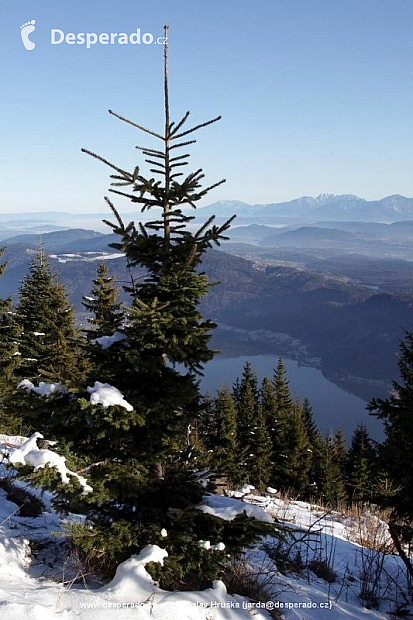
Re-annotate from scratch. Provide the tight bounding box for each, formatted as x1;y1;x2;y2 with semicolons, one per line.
93;331;127;349
87;381;133;411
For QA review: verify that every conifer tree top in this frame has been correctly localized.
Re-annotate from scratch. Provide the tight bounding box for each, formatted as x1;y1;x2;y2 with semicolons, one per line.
82;25;235;276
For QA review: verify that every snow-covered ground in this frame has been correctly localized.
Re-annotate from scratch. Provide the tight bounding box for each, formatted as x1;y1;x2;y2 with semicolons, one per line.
0;435;411;620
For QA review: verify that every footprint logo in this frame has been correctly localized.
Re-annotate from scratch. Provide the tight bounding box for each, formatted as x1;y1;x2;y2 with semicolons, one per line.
20;20;36;50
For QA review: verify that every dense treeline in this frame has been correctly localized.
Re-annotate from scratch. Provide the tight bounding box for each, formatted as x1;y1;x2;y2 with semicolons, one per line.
197;358;379;507
0;244;381;510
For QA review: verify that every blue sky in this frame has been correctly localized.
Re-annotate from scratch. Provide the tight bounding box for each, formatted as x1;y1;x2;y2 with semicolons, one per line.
1;0;413;213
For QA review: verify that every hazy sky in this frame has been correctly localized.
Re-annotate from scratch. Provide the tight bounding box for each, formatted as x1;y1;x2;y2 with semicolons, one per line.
2;0;413;213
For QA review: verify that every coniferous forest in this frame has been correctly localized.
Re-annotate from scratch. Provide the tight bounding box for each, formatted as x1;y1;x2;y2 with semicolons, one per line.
1;30;413;590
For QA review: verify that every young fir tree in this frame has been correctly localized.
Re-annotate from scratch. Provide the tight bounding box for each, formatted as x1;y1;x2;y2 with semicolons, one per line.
367;331;413;578
271;358;294;490
280;399;312;496
319;430;348;508
36;29;276;587
301;397;325;498
209;386;239;486
0;249;22;433
12;248;86;433
249;400;273;490
16;247;82;384
232;361;260;481
345;422;377;503
80;28;235;463
82;261;124;382
82;261;124;339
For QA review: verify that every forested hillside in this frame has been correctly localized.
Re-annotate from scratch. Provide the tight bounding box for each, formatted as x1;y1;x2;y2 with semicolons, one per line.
0;239;410;398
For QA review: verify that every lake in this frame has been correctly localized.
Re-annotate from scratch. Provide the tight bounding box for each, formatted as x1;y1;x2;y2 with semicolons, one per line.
201;354;383;441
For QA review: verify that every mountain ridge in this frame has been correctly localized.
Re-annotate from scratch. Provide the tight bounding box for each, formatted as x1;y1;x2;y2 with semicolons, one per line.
198;193;413;221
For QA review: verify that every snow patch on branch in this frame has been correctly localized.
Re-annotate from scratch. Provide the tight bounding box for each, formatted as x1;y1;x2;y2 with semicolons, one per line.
87;381;133;411
0;432;93;495
17;379;66;397
198;494;274;523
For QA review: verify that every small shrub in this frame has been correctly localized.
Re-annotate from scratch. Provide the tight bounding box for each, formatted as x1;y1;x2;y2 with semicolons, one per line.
225;558;283;620
308;558;336;583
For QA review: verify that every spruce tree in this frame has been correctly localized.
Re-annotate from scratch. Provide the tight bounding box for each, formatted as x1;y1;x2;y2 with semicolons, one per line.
280;400;312;496
273;358;294;413
319;430;348;507
301;397;325;498
260;376;278;435
209;386;239;486
0;249;21;433
271;358;294;490
233;362;259;481
82;261;124;383
346;423;376;503
249;400;273;490
302;397;317;444
259;376;279;485
230;364;273;489
368;331;413;576
13;248;86;434
368;331;413;518
82;261;124;339
16;247;82;384
33;29;276;588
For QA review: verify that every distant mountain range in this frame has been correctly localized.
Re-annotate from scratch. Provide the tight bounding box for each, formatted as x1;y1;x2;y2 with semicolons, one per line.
1;194;413;236
1;223;413;403
198;194;413;222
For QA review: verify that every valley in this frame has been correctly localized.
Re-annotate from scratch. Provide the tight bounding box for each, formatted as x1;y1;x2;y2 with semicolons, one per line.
1;193;413;410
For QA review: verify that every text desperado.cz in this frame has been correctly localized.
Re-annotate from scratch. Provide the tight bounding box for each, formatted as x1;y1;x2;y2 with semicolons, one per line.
51;29;166;48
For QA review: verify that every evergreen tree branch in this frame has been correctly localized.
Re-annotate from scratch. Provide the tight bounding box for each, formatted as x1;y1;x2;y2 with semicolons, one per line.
170;111;191;136
172;116;222;140
81;149;134;181
108;110;163;140
169;140;197;150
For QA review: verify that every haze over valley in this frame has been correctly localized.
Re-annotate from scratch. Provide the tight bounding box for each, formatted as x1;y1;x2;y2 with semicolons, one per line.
1;192;412;433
